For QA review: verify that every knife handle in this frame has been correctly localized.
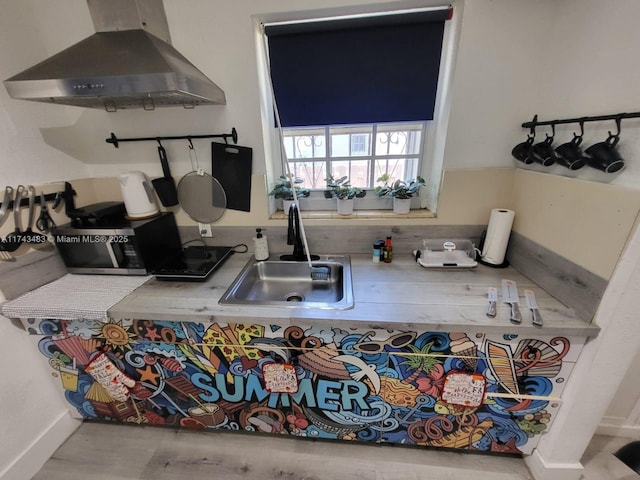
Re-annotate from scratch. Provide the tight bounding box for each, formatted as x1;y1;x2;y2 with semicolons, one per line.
486;300;496;317
487;287;498;318
531;308;543;327
510;302;522;324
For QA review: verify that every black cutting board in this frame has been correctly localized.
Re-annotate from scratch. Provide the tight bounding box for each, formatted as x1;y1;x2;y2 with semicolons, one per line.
211;142;253;212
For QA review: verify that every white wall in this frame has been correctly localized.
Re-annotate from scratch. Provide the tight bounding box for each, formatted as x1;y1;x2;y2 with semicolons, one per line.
525;0;640;189
2;0;640;476
508;0;640;466
0;0;92;186
443;0;554;170
0;2;89;477
515;0;640;433
0;318;80;480
599;346;640;437
3;0;640;193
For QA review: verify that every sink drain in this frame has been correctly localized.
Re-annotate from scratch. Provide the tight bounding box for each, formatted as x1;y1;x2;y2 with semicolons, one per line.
285;293;305;302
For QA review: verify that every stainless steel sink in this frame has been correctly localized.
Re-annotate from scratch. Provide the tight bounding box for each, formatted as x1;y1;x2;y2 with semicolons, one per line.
219;255;353;309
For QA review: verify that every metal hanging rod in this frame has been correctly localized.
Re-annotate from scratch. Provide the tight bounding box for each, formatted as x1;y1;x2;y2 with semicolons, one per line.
105;127;238;148
522;112;640;129
0;183;72;211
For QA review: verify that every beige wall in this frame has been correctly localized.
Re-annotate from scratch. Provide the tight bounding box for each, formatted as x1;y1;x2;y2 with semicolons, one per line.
89;167;640;282
511;170;640;280
2;166;638;283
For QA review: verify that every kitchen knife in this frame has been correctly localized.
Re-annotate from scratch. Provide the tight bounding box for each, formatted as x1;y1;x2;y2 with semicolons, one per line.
502;279;522;324
486;287;497;317
525;289;543;327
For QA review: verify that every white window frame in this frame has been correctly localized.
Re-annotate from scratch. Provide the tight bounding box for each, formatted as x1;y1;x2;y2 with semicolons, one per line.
255;2;462;215
283;122;426;188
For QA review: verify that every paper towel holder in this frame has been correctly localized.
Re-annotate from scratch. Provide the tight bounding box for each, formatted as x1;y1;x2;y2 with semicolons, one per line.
477;229;510;268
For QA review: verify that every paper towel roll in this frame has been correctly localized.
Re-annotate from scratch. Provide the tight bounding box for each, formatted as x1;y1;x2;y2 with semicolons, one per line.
481;208;515;266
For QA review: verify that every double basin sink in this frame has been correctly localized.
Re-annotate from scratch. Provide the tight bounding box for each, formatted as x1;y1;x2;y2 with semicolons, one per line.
219;255;353;309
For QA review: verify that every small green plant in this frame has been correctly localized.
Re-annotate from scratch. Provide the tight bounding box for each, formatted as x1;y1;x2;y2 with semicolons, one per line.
269;175;310;200
374;174;426;199
325;174;367;200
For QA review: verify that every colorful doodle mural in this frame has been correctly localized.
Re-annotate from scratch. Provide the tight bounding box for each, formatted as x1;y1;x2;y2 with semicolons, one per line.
25;317;576;455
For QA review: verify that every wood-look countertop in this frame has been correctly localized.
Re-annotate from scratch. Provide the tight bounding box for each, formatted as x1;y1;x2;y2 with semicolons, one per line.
109;253;600;337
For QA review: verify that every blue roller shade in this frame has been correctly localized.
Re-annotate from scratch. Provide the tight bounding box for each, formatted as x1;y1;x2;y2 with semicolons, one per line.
265;7;451;127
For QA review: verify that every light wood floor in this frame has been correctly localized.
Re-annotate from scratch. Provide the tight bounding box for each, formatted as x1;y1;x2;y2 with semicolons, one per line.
33;422;638;480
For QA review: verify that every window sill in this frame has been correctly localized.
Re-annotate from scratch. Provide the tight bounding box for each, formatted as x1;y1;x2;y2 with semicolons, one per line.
270;209;435;220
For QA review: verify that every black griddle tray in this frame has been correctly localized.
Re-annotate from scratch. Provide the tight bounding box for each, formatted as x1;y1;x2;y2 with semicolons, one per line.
151;246;234;281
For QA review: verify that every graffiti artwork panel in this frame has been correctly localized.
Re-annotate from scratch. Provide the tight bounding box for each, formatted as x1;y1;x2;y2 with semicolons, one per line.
27;317;574;455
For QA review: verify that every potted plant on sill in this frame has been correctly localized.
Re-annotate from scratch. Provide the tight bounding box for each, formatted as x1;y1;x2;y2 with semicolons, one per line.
374;174;426;214
325;174;366;215
269;175;310;212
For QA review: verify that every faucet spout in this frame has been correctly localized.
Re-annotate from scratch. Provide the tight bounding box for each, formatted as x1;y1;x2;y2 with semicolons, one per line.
280;203;319;261
290;203;305;258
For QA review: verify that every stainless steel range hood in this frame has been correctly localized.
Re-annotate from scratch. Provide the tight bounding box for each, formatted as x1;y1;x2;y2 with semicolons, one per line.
4;0;226;111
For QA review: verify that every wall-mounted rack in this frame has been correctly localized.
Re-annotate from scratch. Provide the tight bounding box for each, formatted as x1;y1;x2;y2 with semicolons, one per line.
0;182;74;211
522;112;640;130
515;111;638;174
105;128;238;148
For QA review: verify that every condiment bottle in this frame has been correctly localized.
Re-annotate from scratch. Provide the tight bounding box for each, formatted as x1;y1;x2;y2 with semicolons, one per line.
383;236;393;263
253;228;270;261
373;240;385;263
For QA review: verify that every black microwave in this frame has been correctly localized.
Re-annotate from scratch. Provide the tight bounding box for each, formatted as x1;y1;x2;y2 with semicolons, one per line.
52;212;182;275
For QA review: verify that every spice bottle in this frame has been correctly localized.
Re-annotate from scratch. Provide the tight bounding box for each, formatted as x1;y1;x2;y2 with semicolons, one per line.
383;236;393;263
253;228;270;261
373;240;385;263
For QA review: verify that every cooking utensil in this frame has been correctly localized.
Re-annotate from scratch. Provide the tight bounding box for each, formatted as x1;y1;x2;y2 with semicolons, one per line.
52;191;63;210
486;287;497;317
524;289;543;327
22;186;48;245
3;185;26;252
177;141;226;224
0;186;16;261
152;143;179;207
502;279;522;324
0;186;12;228
36;191;56;233
211;142;253;212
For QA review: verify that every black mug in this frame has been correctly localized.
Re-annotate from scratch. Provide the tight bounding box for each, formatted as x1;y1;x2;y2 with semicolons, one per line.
584;134;624;173
511;136;534;164
555;135;585;170
529;136;557;167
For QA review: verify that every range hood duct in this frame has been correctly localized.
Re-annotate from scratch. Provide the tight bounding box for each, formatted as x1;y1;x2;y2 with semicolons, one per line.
4;0;226;111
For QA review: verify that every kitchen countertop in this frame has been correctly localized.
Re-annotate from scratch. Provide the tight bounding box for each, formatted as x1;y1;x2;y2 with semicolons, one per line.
109;253;600;337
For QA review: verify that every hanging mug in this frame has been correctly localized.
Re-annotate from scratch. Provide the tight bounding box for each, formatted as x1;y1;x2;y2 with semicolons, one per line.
584;133;625;173
511;135;535;164
529;135;557;167
555;133;586;170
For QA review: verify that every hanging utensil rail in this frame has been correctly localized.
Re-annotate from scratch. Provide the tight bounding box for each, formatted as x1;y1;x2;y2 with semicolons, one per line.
105;128;238;148
522;112;640;130
0;186;68;211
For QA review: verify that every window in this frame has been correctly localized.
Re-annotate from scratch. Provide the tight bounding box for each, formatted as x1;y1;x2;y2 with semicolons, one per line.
283;122;425;189
351;134;367;156
261;5;455;212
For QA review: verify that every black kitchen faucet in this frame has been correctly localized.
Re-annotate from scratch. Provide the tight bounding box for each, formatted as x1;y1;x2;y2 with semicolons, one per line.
280;203;319;261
